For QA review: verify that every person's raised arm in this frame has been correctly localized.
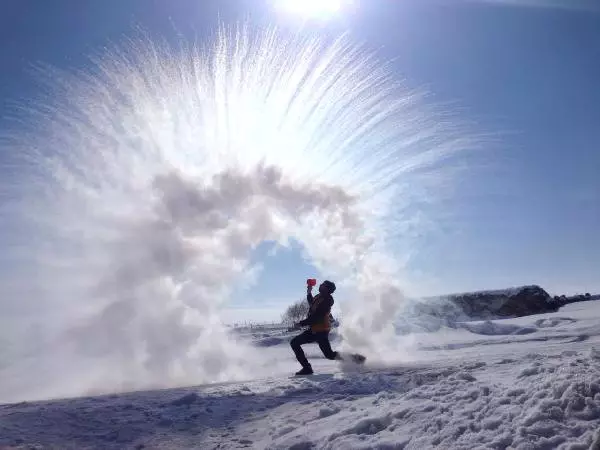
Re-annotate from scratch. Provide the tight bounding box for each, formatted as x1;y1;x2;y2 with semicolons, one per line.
306;284;314;304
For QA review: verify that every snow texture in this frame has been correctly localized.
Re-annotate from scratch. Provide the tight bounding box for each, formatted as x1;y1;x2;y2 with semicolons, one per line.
2;302;600;449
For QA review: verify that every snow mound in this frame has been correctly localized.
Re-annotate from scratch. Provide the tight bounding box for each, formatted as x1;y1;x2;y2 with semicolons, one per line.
459;320;537;336
535;317;578;328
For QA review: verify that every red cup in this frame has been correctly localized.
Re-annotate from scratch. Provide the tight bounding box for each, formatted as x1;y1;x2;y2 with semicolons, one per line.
307;278;317;287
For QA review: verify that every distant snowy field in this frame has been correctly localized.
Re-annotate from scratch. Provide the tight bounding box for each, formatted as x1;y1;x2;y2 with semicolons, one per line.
2;301;600;449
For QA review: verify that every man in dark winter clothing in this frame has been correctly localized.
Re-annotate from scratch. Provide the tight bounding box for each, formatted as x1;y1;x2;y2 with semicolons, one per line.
290;280;340;375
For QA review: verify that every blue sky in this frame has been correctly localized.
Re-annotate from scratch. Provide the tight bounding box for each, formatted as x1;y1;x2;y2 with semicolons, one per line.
1;0;599;322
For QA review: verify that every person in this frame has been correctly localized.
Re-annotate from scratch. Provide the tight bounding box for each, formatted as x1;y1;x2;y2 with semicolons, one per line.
290;279;340;375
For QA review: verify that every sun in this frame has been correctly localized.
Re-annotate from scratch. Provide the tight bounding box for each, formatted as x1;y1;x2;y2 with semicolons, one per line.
276;0;345;18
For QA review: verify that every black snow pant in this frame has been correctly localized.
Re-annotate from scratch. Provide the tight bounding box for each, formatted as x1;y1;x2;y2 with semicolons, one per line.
290;330;339;369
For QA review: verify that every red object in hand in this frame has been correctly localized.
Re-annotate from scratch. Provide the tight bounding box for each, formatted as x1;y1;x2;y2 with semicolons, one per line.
307;278;317;287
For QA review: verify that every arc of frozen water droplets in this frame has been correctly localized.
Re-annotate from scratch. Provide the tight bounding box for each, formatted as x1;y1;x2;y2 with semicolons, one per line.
0;24;474;400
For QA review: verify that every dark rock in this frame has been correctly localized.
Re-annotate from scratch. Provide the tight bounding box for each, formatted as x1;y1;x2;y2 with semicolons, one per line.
445;285;556;319
405;285;556;324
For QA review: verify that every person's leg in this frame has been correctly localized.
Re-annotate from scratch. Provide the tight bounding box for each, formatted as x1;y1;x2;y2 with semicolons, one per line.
290;330;316;369
315;332;340;361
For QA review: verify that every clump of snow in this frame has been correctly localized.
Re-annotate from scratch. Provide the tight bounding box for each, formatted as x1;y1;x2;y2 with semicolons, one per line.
170;392;200;407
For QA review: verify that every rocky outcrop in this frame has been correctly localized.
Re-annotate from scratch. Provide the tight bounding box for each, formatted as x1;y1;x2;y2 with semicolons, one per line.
451;285;558;319
395;286;598;335
554;293;599;307
410;285;558;322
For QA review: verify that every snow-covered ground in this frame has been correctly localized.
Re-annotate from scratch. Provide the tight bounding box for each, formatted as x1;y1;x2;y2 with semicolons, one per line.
2;301;600;449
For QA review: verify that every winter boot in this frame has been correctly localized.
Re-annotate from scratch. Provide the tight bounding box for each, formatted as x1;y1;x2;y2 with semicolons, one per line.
295;366;314;376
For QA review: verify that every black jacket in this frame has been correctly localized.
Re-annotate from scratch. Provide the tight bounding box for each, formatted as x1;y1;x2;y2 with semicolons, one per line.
298;291;334;327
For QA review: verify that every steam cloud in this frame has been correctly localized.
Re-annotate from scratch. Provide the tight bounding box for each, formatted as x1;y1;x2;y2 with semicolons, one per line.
0;24;473;402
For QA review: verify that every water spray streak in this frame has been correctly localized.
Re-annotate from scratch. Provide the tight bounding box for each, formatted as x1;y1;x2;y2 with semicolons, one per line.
0;24;474;402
